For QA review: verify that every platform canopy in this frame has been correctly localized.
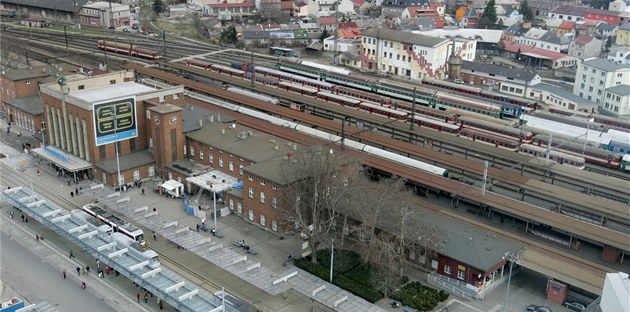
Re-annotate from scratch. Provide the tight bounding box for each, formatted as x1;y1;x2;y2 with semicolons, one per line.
31;146;92;172
187;170;239;194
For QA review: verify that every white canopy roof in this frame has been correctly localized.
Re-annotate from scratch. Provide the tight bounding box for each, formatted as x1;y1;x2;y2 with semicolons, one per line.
161;179;184;191
187;170;238;193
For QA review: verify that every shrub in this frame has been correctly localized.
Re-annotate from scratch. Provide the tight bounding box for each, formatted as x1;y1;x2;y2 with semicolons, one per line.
390;281;448;311
333;275;383;303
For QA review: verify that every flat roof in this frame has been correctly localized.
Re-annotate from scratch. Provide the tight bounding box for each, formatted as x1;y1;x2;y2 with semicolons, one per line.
31;146;92;171
69;82;155;103
94;150;154;174
187;170;239;193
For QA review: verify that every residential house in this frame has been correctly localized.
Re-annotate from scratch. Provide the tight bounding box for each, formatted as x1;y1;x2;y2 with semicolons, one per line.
0;0;89;21
595;22;617;38
401;5;440;19
460;61;541;97
361;28;462;80
607;46;630;64
415;28;499;54
307;0;354;17
529;0;581;19
352;0;371;15
381;0;428;18
319;17;338;32
461;6;479;28
547;5;589;22
167;4;188;17
515;28;570;53
497;4;521;19
395;17;436;30
529;83;598;114
573;57;630;104
601;84;630;116
546;19;576;35
608;0;627;12
293;1;309;17
455;5;472;24
206;2;257;20
583;8;621;25
0;67;55;130
337;22;362;39
503;24;528;42
568;35;602;58
79;1;130;28
617;23;630;46
577;19;601;36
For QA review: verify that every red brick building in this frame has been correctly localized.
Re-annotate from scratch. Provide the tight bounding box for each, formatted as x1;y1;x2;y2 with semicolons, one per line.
1;67;51;116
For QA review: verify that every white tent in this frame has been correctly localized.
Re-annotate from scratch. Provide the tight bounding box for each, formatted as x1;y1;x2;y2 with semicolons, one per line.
160;180;184;198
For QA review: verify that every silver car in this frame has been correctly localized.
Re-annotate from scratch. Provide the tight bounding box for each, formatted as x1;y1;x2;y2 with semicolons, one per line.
564;301;586;311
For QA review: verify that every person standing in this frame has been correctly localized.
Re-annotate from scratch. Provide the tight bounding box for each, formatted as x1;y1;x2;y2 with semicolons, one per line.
141;188;145;195
159;299;163;310
85;266;90;275
76;266;81;276
69;250;75;259
136;293;140;303
144;293;148;303
63;270;67;279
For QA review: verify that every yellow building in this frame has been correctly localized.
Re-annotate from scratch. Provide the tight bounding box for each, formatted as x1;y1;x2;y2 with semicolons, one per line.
616;23;630;46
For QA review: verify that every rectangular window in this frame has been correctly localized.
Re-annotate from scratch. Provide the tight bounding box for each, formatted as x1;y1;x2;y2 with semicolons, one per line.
209;153;214;163
190;145;195;157
133;170;140;181
237;202;242;214
228;161;234;171
183;144;187;155
260;214;266;227
239;165;244;175
170;129;177;160
260;192;266;203
229;199;234;210
272;197;277;208
272;184;278;190
248;187;254;198
444;265;451;275
272;220;277;231
129;138;136;151
457;270;465;280
260;180;266;186
218;156;223;167
248;209;254;221
200;149;204;160
99;145;106;160
148;166;155;177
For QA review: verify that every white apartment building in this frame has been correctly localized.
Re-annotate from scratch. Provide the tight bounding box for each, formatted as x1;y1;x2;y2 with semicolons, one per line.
515;28;571;53
79;1;130;28
601;85;630;116
361;28;475;80
573;58;630;105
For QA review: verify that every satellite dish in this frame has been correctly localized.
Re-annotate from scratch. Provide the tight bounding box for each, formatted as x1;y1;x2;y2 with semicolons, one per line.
56;76;66;85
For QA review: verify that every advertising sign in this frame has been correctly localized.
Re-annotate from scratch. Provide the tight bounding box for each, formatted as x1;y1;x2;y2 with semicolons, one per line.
93;97;137;146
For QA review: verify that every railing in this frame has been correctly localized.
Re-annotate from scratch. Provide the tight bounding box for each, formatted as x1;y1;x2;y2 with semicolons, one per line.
427;272;481;300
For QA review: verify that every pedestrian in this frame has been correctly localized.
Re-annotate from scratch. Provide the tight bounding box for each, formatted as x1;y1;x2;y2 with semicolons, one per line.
75;188;79;196
70;191;74;198
106;266;110;275
21;214;24;222
67;179;71;186
98;269;104;278
9;211;13;218
144;293;148;303
39;233;44;241
136;292;140;303
76;266;81;276
63;269;67;279
37;169;40;176
69;250;74;258
159;299;163;310
35;234;39;241
196;224;200;232
96;258;100;269
86;266;90;274
153;231;157;241
24;216;28;223
153;207;157;212
141;188;145;195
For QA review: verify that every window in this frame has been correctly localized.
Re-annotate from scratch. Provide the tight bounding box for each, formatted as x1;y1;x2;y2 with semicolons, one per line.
248;187;254;198
25;80;31;85
109;80;116;85
228;161;234;171
200;149;204;160
272;197;277;208
183;144;187;155
99;145;106;160
237;202;242;214
159;95;165;102
260;192;266;203
229;199;234;210
78;85;85;90
248;209;254;221
148;166;155;177
271;220;277;231
209;153;214;164
260;180;266;186
133;170;140;181
190;146;194;157
248;175;254;181
218;157;223;167
457;270;465;280
239;164;244;175
272;184;278;190
444;265;451;275
260;214;266;227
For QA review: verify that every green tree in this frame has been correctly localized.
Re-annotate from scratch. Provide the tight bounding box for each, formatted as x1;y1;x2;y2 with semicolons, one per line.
520;0;534;21
605;36;615;52
479;0;497;29
220;25;238;45
152;0;164;14
320;29;330;41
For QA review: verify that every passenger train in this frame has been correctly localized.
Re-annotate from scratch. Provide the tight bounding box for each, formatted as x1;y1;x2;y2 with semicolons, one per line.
518;145;586;169
82;203;146;246
531;135;623;168
97;40;161;60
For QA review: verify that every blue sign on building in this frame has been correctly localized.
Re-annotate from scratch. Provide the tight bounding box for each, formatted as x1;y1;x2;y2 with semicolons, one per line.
93;97;137;146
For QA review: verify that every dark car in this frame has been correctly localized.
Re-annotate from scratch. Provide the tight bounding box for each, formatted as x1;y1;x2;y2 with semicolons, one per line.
564;301;586;311
525;305;552;312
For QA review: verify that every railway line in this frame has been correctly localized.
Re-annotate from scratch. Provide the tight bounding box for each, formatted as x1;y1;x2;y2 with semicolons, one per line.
0;161;264;312
127;62;630;208
169;92;619;294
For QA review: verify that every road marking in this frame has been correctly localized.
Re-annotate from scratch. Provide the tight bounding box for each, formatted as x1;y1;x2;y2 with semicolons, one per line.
488;303;502;312
444;298;486;312
170;49;235;63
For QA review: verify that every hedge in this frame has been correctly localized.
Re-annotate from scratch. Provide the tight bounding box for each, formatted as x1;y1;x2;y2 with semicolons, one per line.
390;281;449;311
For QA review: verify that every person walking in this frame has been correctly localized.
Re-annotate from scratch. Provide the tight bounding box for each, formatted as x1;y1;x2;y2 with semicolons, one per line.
69;250;75;259
75;188;79;196
159;299;163;310
136;293;140;303
85;266;90;275
144;293;148;303
37;169;40;176
76;266;81;276
96;258;100;270
153;231;157;241
141;188;145;195
63;269;67;279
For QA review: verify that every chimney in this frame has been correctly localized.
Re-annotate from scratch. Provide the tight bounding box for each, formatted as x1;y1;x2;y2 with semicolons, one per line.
221;128;226;134
274;145;279;151
292;143;297;151
199;118;203;127
209;115;214;123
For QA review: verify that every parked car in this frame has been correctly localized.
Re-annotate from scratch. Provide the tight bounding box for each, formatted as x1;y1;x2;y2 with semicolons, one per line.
564;301;586;311
525;305;552;312
122;28;129;32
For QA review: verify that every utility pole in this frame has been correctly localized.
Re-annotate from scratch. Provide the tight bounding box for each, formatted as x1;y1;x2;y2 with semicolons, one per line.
332;1;339;65
410;87;416;131
108;0;114;30
250;50;255;88
64;25;69;54
162;31;167;60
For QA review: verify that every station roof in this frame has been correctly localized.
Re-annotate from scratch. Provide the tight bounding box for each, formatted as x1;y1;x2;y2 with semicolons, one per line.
69;82;155;103
31;146;92;172
187;170;239;193
94;150;154;174
3;96;43;115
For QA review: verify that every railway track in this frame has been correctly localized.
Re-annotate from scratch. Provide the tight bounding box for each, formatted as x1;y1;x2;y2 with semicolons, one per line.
134;62;630;206
0;161;264;312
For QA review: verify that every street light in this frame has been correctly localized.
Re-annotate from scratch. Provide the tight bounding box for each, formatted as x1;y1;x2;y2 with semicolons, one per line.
582;117;595;155
502;251;519;312
111;110;123;191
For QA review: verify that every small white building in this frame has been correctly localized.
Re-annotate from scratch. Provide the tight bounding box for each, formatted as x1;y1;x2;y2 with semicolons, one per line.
573;57;630;105
601;84;630;117
79;1;130;28
568;35;602;58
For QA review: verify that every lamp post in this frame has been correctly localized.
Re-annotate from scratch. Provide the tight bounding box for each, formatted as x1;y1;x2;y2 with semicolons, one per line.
582;118;595;155
502;251;519;312
111;111;122;191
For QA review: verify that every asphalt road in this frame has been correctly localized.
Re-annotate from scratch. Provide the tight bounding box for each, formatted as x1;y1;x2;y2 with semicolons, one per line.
0;230;116;312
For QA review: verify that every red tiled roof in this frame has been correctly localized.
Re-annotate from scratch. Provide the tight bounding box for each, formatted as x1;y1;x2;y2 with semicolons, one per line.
281;2;293;9
503;42;571;61
579;20;599;29
574;35;593;44
558;20;575;30
338;27;361;39
429;3;444;9
338;22;358;28
208;2;255;8
319;17;337;25
353;0;366;7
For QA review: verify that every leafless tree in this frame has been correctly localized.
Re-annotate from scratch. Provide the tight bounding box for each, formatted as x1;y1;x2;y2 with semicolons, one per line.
279;145;361;264
257;3;282;24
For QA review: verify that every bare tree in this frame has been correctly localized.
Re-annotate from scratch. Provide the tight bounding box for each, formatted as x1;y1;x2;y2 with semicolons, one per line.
279;145;361;264
257;3;282;24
